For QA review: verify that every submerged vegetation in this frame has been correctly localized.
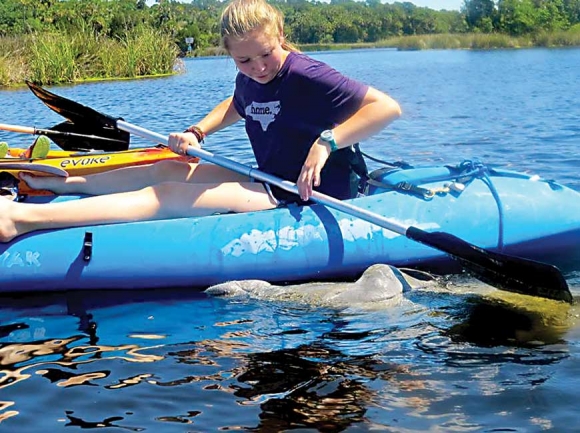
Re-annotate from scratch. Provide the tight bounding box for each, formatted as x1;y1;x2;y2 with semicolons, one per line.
1;0;580;87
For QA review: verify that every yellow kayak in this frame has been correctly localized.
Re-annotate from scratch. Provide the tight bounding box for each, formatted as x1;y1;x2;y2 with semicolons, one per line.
0;145;196;195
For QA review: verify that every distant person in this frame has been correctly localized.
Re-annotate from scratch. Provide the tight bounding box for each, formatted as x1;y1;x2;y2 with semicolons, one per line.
0;0;401;242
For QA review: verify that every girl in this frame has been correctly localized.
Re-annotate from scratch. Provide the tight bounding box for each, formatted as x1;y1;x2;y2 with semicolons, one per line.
0;0;401;242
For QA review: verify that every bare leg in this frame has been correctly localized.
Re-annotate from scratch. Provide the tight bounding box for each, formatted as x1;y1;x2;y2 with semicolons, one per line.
0;181;276;242
20;160;249;195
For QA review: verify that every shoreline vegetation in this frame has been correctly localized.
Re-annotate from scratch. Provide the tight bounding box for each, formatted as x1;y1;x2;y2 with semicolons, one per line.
2;28;580;88
0;27;179;88
1;0;580;88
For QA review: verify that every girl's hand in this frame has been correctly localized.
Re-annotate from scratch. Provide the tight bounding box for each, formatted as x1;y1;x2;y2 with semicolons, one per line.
168;132;201;156
297;140;331;201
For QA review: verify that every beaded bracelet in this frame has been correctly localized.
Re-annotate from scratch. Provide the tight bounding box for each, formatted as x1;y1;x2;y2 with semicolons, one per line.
183;125;206;143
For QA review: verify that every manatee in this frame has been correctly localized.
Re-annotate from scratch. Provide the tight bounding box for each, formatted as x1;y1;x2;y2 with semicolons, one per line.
206;264;578;345
205;264;436;309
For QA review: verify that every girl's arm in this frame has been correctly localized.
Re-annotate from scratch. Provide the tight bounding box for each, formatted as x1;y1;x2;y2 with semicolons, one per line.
298;87;401;200
169;97;242;154
328;86;402;148
196;96;243;136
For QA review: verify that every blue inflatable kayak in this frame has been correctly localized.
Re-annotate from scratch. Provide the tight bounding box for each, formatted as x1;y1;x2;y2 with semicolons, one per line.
1;159;579;291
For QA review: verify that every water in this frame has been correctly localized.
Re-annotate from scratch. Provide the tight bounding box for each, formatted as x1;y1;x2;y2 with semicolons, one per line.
1;48;580;431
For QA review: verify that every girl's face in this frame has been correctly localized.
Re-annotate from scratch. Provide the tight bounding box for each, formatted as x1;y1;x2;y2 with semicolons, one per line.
228;29;288;84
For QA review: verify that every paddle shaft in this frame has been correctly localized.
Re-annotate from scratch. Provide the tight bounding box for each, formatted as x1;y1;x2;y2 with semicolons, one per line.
0;122;127;145
117;121;572;303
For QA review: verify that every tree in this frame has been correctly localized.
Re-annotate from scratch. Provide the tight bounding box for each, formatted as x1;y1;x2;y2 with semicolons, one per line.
535;0;569;31
286;8;333;44
563;0;580;24
497;0;539;35
464;0;496;31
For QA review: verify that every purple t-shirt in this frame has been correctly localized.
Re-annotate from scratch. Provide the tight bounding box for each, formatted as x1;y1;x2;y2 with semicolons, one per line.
233;52;368;200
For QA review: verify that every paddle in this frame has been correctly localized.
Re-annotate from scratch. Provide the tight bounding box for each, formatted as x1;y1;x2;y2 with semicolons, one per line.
24;83;573;303
25;81;130;152
0;122;130;152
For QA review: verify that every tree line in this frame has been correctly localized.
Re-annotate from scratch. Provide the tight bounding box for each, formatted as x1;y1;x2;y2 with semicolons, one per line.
1;0;579;52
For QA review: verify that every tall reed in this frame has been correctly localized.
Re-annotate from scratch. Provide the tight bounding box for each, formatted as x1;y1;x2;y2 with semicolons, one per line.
119;27;179;77
0;37;27;87
26;33;83;84
385;33;527;50
1;27;179;86
534;29;580;47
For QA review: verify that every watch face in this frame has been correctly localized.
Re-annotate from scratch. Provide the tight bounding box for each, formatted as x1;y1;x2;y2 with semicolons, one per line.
321;130;334;141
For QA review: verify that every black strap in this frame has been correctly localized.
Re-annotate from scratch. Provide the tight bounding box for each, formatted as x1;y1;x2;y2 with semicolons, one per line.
360;151;413;169
366;177;437;199
352;150;423;197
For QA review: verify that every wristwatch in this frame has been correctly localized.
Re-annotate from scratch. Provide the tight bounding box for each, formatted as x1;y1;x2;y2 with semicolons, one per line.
320;129;338;153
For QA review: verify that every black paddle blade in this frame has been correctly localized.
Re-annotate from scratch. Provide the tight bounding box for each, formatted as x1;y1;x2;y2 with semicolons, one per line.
48;121;129;152
26;81;129;152
406;227;573;303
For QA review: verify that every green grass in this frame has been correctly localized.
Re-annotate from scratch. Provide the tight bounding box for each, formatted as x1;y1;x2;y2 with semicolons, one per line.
378;33;530;50
0;27;179;87
0;37;27;87
301;30;580;52
533;28;580;47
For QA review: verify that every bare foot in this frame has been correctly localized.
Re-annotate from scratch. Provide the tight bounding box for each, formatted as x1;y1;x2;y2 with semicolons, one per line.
19;173;68;193
0;199;21;242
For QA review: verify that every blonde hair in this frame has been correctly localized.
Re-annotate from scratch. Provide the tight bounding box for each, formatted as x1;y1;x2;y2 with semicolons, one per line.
220;0;299;52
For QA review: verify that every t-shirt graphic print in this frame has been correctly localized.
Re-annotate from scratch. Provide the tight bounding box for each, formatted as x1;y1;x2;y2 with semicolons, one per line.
244;101;281;131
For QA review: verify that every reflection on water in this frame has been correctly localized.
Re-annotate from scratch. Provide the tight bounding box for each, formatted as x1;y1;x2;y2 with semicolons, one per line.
0;281;577;431
64;412;144;431
0;333;163;389
165;342;384;430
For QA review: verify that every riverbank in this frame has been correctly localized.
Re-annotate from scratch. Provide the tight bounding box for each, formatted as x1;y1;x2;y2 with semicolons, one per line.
0;27;178;88
3;29;580;88
300;29;580;52
192;28;580;55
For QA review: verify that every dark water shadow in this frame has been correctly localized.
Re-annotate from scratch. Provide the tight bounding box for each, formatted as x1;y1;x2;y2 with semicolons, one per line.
164;332;405;432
